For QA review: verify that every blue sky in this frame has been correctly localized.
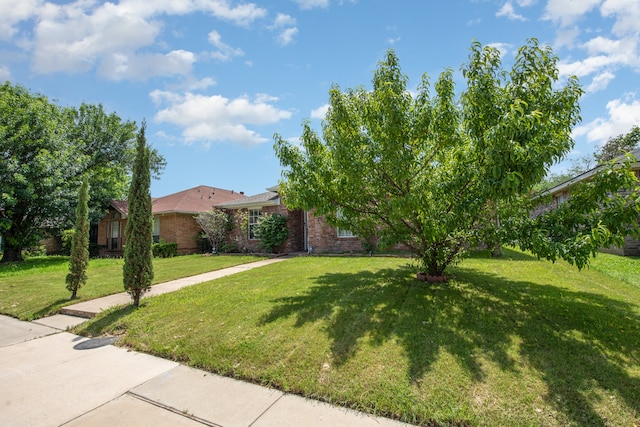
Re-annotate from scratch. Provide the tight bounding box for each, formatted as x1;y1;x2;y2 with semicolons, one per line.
2;0;639;197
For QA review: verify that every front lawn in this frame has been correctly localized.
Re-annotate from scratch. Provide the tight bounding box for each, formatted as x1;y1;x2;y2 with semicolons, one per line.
74;249;640;426
0;255;265;320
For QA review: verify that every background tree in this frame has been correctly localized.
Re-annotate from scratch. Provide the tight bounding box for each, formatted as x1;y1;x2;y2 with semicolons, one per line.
275;40;636;278
123;122;154;306
66;177;90;299
0;83;166;263
62;103;166;227
594;125;640;163
538;125;639;191
196;209;232;253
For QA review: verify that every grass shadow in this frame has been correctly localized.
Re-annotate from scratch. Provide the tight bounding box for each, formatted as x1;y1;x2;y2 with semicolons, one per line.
31;298;71;319
0;256;68;275
260;263;640;425
72;304;140;338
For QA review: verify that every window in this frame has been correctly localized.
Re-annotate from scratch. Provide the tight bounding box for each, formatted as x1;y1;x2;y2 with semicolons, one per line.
336;209;355;238
153;217;160;243
109;221;120;250
338;228;355;238
248;209;261;240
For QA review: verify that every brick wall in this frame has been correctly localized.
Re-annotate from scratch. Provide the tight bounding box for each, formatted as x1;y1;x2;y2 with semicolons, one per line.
97;209;203;256
306;210;364;253
158;213;202;255
225;205;305;254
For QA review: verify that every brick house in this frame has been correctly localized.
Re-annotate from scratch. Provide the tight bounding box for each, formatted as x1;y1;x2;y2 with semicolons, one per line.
96;185;246;256
538;147;640;256
217;185;364;254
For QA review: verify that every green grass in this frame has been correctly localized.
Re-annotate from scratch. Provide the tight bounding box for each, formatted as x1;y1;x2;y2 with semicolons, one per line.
0;254;265;320
589;252;640;288
74;249;640;426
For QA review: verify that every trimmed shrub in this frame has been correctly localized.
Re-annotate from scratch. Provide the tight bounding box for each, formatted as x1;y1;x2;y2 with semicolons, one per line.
152;241;178;258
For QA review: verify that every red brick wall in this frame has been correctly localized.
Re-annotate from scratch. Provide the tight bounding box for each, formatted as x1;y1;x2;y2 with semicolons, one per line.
97;209;204;256
306;210;364;253
158;213;202;254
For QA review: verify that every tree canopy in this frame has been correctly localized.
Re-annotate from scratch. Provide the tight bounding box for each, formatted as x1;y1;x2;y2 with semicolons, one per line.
0;82;165;263
275;39;640;277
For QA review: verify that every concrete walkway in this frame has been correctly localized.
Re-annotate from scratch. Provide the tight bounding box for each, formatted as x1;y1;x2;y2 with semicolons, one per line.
0;258;413;427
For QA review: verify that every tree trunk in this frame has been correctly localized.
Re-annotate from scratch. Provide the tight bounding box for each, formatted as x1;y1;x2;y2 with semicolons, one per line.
132;291;141;307
0;243;24;263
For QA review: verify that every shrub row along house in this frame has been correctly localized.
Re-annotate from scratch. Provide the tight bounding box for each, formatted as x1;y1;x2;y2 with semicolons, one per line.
96;185;364;256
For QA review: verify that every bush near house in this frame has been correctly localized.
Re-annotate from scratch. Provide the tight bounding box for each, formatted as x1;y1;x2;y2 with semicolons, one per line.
254;213;289;253
152;241;178;258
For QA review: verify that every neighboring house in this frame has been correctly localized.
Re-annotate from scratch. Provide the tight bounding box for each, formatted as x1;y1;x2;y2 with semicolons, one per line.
217;185;364;254
96;185;246;256
539;147;640;256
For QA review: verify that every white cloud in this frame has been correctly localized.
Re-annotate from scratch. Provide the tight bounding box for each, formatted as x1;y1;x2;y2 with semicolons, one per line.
487;42;513;57
32;1;161;74
273;13;296;27
0;0;41;41
153;92;292;146
0;64;11;80
543;0;601;26
559;36;639;77
311;104;329;119
118;0;267;27
184;77;217;91
554;27;581;48
99;49;196;81
208;30;244;61
601;0;640;36
277;27;299;46
496;2;527;21
292;0;330;10
270;13;298;46
23;0;266;79
386;36;401;45
585;70;615;92
573;94;640;144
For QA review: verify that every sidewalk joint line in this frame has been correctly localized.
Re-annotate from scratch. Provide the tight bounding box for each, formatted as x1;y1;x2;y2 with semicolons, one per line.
248;392;286;427
127;390;221;427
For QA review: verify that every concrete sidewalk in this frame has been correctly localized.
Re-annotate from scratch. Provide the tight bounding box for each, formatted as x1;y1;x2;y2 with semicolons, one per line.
0;319;411;426
0;257;414;427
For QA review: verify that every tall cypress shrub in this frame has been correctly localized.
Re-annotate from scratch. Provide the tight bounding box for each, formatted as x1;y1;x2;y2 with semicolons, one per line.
123;122;154;306
66;177;90;299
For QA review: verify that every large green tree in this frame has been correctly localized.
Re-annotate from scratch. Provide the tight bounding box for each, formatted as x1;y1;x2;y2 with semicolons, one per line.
0;83;166;263
66;177;90;299
0;83;70;262
275;40;639;278
123;122;154;307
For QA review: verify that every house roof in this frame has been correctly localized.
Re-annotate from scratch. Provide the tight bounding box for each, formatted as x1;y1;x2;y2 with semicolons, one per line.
216;190;280;209
110;185;247;216
543;147;640;196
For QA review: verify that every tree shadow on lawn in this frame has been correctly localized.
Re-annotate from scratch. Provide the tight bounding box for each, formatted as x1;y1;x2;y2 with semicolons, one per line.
73;304;140;338
260;264;640;425
32;298;72;319
0;256;68;275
